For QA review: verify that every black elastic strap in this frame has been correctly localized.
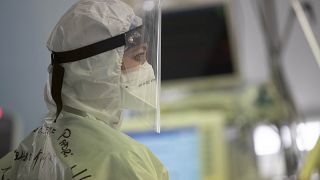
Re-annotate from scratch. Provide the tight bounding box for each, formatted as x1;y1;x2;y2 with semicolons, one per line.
51;62;65;122
52;33;126;63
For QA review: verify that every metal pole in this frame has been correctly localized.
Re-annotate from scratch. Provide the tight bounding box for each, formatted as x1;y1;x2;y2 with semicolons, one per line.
290;0;320;69
255;0;301;176
260;0;299;121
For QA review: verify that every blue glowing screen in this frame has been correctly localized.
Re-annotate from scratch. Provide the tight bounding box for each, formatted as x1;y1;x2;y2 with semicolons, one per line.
126;127;201;180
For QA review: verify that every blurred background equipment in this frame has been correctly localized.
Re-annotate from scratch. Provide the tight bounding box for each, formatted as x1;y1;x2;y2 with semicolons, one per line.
252;0;320;178
161;0;239;88
161;5;235;81
122;0;320;179
123;111;228;180
0;107;22;158
122;1;242;179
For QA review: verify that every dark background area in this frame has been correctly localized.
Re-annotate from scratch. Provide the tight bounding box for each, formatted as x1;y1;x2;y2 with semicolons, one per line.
161;5;234;81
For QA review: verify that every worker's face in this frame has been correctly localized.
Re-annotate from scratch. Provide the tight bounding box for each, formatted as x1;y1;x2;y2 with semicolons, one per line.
121;43;147;70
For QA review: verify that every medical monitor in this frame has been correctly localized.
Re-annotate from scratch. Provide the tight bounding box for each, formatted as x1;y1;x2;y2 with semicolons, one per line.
122;110;229;180
161;1;239;90
127;127;201;179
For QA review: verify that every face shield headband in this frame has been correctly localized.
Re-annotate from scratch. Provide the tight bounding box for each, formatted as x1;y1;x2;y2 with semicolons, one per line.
50;26;144;122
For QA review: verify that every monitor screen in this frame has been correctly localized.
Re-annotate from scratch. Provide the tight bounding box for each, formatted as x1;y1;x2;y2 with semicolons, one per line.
161;5;234;81
126;127;201;180
122;111;228;180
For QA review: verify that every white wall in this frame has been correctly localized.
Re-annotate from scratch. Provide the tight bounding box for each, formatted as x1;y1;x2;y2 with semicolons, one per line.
232;0;270;84
0;0;77;136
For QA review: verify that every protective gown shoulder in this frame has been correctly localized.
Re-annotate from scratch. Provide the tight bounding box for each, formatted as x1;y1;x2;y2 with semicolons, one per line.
0;113;168;180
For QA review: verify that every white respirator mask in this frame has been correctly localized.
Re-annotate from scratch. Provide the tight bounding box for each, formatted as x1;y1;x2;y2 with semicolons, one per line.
120;61;156;110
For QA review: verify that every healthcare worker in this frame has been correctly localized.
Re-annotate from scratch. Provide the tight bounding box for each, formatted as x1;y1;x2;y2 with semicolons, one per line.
0;0;167;179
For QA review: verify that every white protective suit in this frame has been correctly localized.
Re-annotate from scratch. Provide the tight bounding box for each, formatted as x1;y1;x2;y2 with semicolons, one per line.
0;0;168;179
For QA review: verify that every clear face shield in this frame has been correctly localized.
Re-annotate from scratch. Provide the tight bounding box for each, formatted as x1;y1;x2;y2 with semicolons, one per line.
120;0;161;133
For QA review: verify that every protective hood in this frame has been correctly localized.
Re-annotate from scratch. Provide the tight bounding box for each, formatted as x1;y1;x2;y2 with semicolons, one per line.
45;0;140;128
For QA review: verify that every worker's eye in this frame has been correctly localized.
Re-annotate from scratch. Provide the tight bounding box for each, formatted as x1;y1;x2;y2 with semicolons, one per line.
134;53;146;63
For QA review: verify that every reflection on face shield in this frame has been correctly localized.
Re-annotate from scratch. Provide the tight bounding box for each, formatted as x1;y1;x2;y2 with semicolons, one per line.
122;26;147;70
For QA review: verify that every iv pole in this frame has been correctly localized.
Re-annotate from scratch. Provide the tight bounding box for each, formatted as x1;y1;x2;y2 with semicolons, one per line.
255;1;299;176
255;0;298;122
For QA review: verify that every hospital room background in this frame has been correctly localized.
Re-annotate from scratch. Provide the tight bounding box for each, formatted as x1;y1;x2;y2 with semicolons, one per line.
1;0;320;179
